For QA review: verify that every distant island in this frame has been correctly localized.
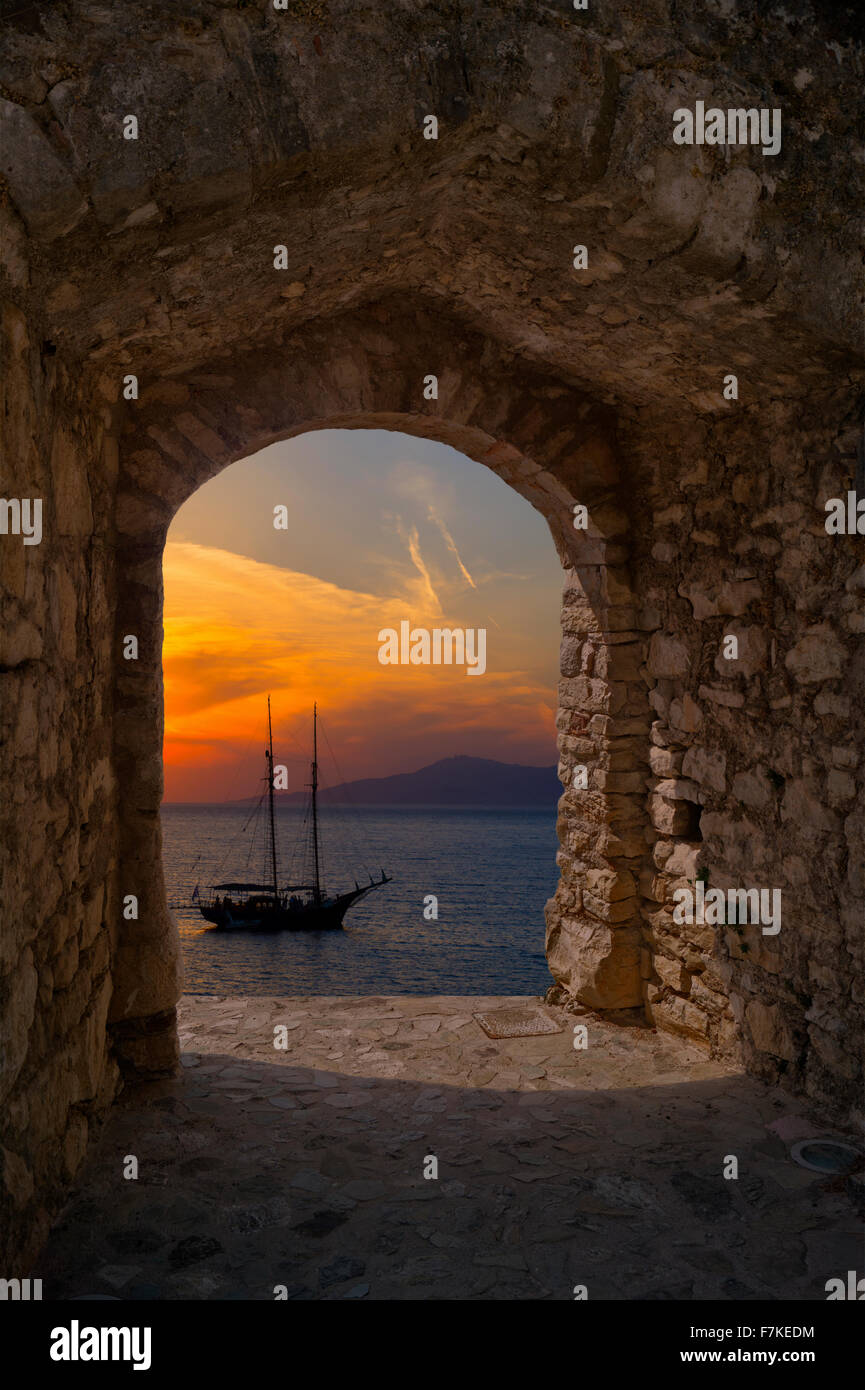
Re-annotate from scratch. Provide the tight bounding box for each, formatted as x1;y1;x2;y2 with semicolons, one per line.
268;755;560;807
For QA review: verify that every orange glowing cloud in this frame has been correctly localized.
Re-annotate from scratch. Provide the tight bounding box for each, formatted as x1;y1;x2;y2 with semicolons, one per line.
162;541;557;802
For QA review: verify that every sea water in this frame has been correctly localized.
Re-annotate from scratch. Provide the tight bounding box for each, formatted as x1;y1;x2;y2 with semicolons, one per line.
161;803;557;995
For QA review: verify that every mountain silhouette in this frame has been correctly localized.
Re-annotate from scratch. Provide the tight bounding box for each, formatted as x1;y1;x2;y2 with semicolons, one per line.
275;755;559;807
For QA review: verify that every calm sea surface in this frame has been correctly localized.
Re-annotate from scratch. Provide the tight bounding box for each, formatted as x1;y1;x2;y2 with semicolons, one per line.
161;804;557;995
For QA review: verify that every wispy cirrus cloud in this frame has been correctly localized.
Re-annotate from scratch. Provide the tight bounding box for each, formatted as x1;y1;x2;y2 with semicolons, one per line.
162;541;555;802
401;520;442;612
427;504;477;588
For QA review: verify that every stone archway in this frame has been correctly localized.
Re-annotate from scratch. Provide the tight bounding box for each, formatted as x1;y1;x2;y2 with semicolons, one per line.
1;0;863;1274
109;301;649;1076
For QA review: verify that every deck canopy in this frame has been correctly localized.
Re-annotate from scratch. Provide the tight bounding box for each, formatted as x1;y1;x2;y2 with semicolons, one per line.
212;883;277;893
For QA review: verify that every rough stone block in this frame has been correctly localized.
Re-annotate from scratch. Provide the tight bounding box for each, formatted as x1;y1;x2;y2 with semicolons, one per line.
654;777;703;803
547;917;642;1009
745;1000;796;1061
669;693;703;732
682;745;726;793
654;954;691;993
781;780;842;835
649;795;693;836
582;889;637;923
648;993;710;1042
649;745;683;776
731;766;773;810
0;99;88;240
713;625;768;679
679;575;762;620
647;632;690;678
785;624;846;684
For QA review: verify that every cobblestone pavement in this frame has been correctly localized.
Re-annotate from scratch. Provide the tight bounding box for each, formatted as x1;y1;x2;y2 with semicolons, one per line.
36;996;863;1301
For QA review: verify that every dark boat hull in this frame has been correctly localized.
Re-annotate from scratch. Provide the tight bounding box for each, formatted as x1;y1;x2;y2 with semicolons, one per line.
199;881;389;933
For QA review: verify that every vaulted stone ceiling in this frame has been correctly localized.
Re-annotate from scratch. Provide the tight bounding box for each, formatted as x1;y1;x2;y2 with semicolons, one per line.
1;0;863;411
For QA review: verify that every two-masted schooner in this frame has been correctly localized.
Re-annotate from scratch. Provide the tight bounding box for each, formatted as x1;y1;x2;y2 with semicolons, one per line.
196;700;391;931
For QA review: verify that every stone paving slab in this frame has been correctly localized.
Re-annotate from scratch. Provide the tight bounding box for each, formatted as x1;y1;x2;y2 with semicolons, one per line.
35;995;863;1301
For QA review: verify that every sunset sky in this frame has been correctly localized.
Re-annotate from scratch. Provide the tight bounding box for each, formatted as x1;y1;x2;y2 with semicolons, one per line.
162;429;563;802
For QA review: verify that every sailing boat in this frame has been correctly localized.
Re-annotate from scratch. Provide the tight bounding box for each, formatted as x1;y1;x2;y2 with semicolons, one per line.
197;699;391;931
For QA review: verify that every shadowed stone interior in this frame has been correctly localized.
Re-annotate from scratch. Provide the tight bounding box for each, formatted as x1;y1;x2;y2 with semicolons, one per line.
32;995;864;1301
1;0;863;1273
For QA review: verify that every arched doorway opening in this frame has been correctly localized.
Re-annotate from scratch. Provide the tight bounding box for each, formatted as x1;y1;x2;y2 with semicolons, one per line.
161;425;564;996
108;306;648;1077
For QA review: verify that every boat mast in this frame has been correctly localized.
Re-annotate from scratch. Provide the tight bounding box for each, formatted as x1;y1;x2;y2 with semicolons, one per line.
311;702;321;903
266;695;279;899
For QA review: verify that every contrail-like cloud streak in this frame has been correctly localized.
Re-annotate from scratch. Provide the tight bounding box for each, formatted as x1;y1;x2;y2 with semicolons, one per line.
428;505;476;588
403;521;442;611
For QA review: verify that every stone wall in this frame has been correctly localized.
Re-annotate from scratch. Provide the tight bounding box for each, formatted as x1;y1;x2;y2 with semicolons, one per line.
1;0;863;1272
625;396;862;1118
0;304;121;1270
549;389;864;1124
